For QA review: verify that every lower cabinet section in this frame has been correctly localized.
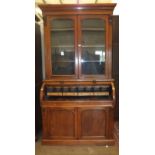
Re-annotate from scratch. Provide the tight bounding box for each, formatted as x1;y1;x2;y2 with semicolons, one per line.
42;106;115;145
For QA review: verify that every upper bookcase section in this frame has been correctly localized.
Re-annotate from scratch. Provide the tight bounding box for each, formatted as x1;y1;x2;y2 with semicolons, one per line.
39;4;117;80
39;4;117;15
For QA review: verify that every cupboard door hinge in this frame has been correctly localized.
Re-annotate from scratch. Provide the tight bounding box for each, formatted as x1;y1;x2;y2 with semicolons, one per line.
109;16;112;24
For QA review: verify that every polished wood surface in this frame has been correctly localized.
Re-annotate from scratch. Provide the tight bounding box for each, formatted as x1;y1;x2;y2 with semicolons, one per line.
40;81;115;145
39;4;117;145
42;139;115;145
39;4;116;15
79;108;106;139
42;108;76;139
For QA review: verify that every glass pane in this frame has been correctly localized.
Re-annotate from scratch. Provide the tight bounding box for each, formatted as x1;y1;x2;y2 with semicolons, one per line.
52;48;74;61
82;31;105;46
82;19;105;29
50;19;75;75
82;62;105;74
51;19;73;29
52;62;75;75
82;48;105;61
81;18;106;75
51;31;74;46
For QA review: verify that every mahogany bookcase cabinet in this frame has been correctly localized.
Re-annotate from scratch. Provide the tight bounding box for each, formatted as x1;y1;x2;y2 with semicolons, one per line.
39;3;117;145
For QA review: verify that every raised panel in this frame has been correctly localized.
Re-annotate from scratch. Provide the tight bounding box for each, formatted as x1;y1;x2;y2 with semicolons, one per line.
42;108;76;139
78;108;107;139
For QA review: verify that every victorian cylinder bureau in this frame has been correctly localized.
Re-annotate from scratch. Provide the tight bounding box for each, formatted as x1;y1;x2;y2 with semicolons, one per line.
39;3;117;145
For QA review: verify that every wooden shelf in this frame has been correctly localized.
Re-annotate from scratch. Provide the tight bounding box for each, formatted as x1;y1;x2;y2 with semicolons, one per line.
81;60;104;62
51;28;105;31
52;45;74;48
82;45;105;48
51;28;74;31
52;45;104;48
82;28;105;31
53;60;75;62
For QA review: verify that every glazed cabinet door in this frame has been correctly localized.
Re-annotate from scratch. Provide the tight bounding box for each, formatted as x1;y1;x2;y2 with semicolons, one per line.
45;16;78;79
42;107;77;139
78;107;107;139
44;15;111;79
78;16;111;79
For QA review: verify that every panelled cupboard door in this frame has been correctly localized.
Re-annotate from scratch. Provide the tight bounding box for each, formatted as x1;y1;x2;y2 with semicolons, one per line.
45;15;111;79
42;107;77;139
42;106;114;140
78;107;108;139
